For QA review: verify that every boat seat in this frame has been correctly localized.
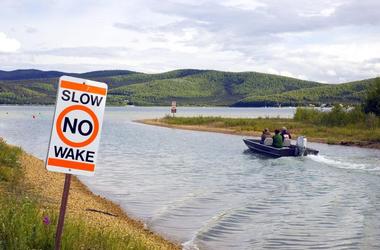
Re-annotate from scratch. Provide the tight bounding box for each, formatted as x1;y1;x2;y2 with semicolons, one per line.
283;138;291;147
264;138;273;146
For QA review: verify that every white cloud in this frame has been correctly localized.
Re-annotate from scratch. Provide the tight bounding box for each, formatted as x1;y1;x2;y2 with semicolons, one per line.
327;70;337;76
221;0;266;11
0;0;379;83
320;8;336;17
0;32;20;52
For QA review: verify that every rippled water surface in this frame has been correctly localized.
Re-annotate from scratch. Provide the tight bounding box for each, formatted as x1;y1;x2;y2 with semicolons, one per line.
1;106;380;249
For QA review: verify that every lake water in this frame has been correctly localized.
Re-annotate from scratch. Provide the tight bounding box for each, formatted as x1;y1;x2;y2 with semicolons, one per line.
1;106;380;249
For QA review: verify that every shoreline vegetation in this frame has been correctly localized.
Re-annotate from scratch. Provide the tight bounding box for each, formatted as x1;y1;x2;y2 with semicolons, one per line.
0;139;179;249
138;106;380;150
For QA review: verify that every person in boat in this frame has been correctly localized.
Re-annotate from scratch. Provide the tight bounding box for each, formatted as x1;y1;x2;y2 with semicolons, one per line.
260;128;272;143
281;127;292;141
272;129;283;148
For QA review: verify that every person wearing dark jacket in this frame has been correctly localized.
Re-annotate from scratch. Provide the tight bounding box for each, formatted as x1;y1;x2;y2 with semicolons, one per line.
260;128;272;143
281;127;291;141
272;129;283;148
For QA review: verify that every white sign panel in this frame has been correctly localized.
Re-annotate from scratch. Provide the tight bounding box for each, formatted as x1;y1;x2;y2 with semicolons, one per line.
46;76;107;176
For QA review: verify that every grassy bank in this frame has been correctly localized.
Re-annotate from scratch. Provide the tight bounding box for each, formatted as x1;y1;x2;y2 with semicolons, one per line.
0;139;179;249
142;107;380;149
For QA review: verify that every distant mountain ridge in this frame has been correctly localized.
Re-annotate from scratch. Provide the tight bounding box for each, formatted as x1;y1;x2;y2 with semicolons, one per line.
0;68;376;106
0;69;66;80
0;69;137;80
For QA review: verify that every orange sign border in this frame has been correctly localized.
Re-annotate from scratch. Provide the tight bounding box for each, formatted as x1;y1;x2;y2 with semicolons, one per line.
47;158;95;171
61;80;107;96
56;105;99;148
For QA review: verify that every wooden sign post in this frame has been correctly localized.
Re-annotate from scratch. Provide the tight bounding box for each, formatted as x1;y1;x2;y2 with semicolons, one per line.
46;76;107;250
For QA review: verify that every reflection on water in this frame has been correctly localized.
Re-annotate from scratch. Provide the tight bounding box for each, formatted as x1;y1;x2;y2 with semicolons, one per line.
1;106;380;249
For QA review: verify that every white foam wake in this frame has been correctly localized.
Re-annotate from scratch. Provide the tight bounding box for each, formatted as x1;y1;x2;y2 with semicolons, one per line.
307;154;380;171
182;209;230;250
182;238;200;250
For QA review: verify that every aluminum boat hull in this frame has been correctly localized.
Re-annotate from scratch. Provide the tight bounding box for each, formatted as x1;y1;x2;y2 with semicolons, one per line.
243;139;319;158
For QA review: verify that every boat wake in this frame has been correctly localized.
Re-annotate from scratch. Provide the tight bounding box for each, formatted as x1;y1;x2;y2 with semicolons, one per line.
307;154;380;172
182;237;200;250
182;209;231;250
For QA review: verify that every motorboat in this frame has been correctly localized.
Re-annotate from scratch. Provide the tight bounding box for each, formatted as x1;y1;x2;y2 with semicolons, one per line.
243;136;319;158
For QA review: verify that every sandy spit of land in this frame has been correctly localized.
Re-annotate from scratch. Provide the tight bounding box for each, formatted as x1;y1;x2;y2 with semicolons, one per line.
21;152;180;250
137;119;380;150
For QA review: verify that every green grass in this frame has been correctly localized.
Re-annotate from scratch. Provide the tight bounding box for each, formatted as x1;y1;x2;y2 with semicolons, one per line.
0;196;55;250
0;139;22;187
0;139;152;250
160;107;380;145
0;195;144;250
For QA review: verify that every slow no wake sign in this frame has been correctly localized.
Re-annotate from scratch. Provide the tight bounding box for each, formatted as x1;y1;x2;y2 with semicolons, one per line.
46;76;107;176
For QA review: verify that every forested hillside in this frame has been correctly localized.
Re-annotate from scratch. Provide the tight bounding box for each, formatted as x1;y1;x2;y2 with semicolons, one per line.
0;69;375;106
234;78;375;107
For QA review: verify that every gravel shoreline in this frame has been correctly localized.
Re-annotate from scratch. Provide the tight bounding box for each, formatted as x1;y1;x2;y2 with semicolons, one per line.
21;152;179;249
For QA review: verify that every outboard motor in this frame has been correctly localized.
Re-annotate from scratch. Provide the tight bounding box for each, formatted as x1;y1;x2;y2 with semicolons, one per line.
296;136;307;156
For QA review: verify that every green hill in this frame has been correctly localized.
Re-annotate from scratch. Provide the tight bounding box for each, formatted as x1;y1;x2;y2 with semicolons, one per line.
234;78;376;107
108;70;321;105
0;69;376;106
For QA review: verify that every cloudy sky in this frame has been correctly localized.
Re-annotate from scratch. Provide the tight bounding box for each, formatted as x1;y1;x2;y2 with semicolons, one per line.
0;0;379;83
